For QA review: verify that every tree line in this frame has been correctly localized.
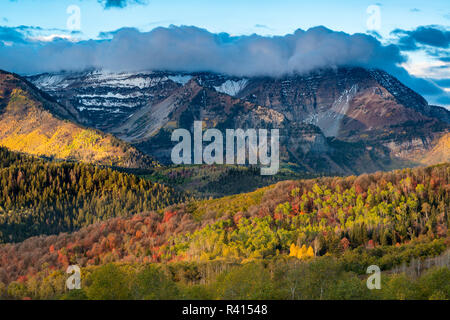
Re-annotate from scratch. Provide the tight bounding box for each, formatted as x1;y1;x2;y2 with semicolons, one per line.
0;162;448;287
0;147;187;243
2;255;449;300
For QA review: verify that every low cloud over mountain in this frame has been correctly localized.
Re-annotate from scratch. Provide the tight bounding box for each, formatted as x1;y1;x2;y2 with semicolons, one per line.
0;25;405;75
0;25;448;106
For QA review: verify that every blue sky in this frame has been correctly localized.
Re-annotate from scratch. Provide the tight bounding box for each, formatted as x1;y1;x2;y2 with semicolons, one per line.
0;0;449;106
1;0;449;38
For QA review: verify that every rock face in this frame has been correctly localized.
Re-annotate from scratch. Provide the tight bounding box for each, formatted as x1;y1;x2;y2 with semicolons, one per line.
0;70;156;169
28;67;450;174
27;70;183;130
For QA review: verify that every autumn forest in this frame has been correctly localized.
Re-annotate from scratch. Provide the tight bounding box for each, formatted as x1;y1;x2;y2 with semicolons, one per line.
0;146;448;300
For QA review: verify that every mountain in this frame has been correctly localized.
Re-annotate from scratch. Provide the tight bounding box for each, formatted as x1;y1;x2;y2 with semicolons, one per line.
27;70;184;130
147;164;314;198
420;132;450;165
0;70;156;168
28;67;450;174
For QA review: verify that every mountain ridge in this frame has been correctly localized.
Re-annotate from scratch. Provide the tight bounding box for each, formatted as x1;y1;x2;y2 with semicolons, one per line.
0;70;157;169
27;67;450;174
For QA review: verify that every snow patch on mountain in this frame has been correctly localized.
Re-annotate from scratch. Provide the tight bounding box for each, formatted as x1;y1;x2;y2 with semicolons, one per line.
168;75;192;85
89;74;164;89
78;92;144;99
214;79;248;96
79;98;141;108
31;74;71;90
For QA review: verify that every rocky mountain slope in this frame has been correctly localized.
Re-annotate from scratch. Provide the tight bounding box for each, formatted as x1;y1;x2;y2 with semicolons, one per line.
28;67;450;174
0;70;156;168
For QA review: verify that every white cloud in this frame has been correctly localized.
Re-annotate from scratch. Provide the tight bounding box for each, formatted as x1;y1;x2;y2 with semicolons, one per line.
0;24;448;106
402;51;450;78
0;25;407;77
29;34;75;42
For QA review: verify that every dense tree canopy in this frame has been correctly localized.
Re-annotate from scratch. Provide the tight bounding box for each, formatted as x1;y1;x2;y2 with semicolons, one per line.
170;164;449;261
0;146;448;300
0;147;187;243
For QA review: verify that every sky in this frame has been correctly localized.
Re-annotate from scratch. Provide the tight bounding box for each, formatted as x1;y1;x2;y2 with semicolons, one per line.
0;0;449;106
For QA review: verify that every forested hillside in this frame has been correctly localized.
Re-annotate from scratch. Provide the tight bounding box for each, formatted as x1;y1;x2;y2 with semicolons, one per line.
147;164;315;198
0;162;448;299
0;70;156;169
170;164;449;262
0;147;187;243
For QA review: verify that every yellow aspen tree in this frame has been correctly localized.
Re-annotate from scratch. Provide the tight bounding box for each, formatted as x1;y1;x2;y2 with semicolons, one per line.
289;243;298;257
297;244;307;259
306;246;314;258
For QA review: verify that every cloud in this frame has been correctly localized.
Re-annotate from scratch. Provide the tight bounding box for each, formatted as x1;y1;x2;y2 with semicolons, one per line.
366;30;382;39
403;56;449;79
392;26;450;50
98;0;148;9
432;78;450;87
0;26;27;44
0;25;78;45
0;25;407;75
30;34;75;42
424;47;450;63
0;24;448;106
435;95;450;106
